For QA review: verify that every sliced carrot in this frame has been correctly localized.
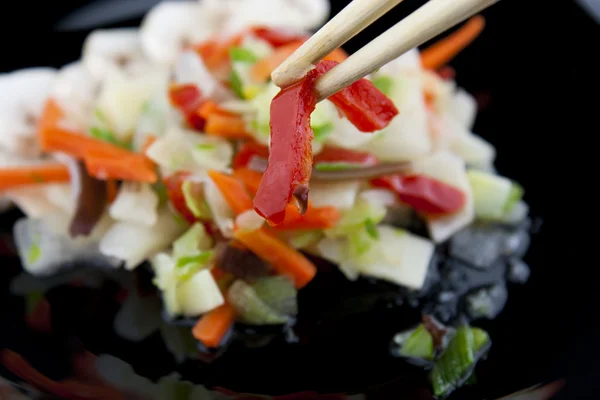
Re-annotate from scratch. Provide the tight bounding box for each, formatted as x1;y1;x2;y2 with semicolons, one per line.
192;303;237;348
204;114;252;139
234;227;317;288
420;16;486;70
250;40;305;82
232;168;263;196
208;170;254;214
141;135;157;154
197;101;233;120
323;47;349;63
41;127;132;160
0;164;70;191
85;153;157;183
38;99;66;147
106;180;119;203
273;204;341;230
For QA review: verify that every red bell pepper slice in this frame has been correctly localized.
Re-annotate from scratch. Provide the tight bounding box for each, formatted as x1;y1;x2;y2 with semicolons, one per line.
164;172;198;224
371;174;466;215
254;60;398;225
232;141;270;169
313;146;378;166
168;84;205;130
250;26;309;48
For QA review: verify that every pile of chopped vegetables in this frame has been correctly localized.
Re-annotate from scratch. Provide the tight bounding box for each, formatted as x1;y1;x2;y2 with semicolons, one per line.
0;0;531;397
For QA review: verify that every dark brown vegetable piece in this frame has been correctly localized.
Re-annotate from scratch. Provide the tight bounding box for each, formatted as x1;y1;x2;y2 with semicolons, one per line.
215;241;272;281
69;161;108;237
422;314;448;351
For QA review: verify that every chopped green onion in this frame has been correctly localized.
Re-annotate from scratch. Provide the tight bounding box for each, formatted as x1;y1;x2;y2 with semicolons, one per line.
288;230;323;249
90;127;130;149
399;324;434;360
230;69;245;99
195;144;216;151
430;326;490;398
313;122;334;142
27;243;41;264
372;75;394;96
175;250;214;283
173;223;213;258
181;181;211;220
227;280;289;325
348;228;377;257
364;219;380;240
229;46;260;63
314;162;361;172
251;276;298;316
504;182;524;213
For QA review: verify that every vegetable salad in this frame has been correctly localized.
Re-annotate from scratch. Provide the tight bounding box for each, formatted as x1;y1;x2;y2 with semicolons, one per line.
0;0;530;397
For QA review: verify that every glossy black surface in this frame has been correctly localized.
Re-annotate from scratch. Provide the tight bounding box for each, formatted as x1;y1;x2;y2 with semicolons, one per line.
1;0;597;399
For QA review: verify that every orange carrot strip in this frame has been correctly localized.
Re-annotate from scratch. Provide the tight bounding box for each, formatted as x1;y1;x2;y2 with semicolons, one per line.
192;303;237;348
85;153;157;183
106;180;119;203
197;101;233;120
234;227;317;288
208;170;254;214
141;135;157;154
420;16;485;70
232;168;263;196
0;164;70;191
38;99;66;148
41;127;133;160
204;114;252;139
250;40;305;82
323;47;349;63
273;205;341;230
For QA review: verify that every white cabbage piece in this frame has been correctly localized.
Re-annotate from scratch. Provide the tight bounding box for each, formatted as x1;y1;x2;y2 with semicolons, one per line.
13;215;119;276
51;62;98;131
96;68;169;141
0;68;56;157
309;181;360;210
411;151;474;243
449;88;478;130
152;252;181;316
146;127;233;174
109;182;159;227
364;50;431;162
4;183;73;219
174;51;233;102
140;1;222;65
132;85;172;151
82;29;144;81
204;175;235;238
100;208;186;270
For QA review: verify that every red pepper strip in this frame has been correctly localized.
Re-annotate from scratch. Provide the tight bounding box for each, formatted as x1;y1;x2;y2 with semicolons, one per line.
168;84;205;130
250;26;309;48
313;146;378;166
371;174;466;215
164;172;198;224
254;61;398;225
232;141;270;169
324;61;399;132
0;349;126;400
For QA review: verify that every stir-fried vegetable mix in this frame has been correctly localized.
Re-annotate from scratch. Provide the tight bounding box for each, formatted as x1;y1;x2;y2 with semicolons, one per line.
0;0;529;396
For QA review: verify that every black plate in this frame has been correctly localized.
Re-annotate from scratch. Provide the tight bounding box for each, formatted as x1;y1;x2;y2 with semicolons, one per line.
0;1;596;399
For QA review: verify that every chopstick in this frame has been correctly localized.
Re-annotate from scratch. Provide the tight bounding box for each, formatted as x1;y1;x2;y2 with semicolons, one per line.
272;0;500;102
271;0;406;89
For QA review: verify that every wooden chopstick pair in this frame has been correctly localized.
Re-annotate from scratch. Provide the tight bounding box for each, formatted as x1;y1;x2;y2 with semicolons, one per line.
271;0;500;101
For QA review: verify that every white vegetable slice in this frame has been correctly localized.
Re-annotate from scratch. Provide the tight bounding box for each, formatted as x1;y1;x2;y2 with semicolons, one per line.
364;71;431;161
449;88;478;130
96;69;168;141
204;175;235;238
467;170;516;220
309;181;360;210
151;253;181;316
82;29;143;81
177;269;224;317
100;208;185;270
146;127;233;174
359;226;434;290
109;182;159;227
412;151;474;243
174;51;233;102
450;131;496;169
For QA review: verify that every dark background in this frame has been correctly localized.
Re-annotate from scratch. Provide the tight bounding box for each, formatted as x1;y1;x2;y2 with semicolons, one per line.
1;0;597;399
